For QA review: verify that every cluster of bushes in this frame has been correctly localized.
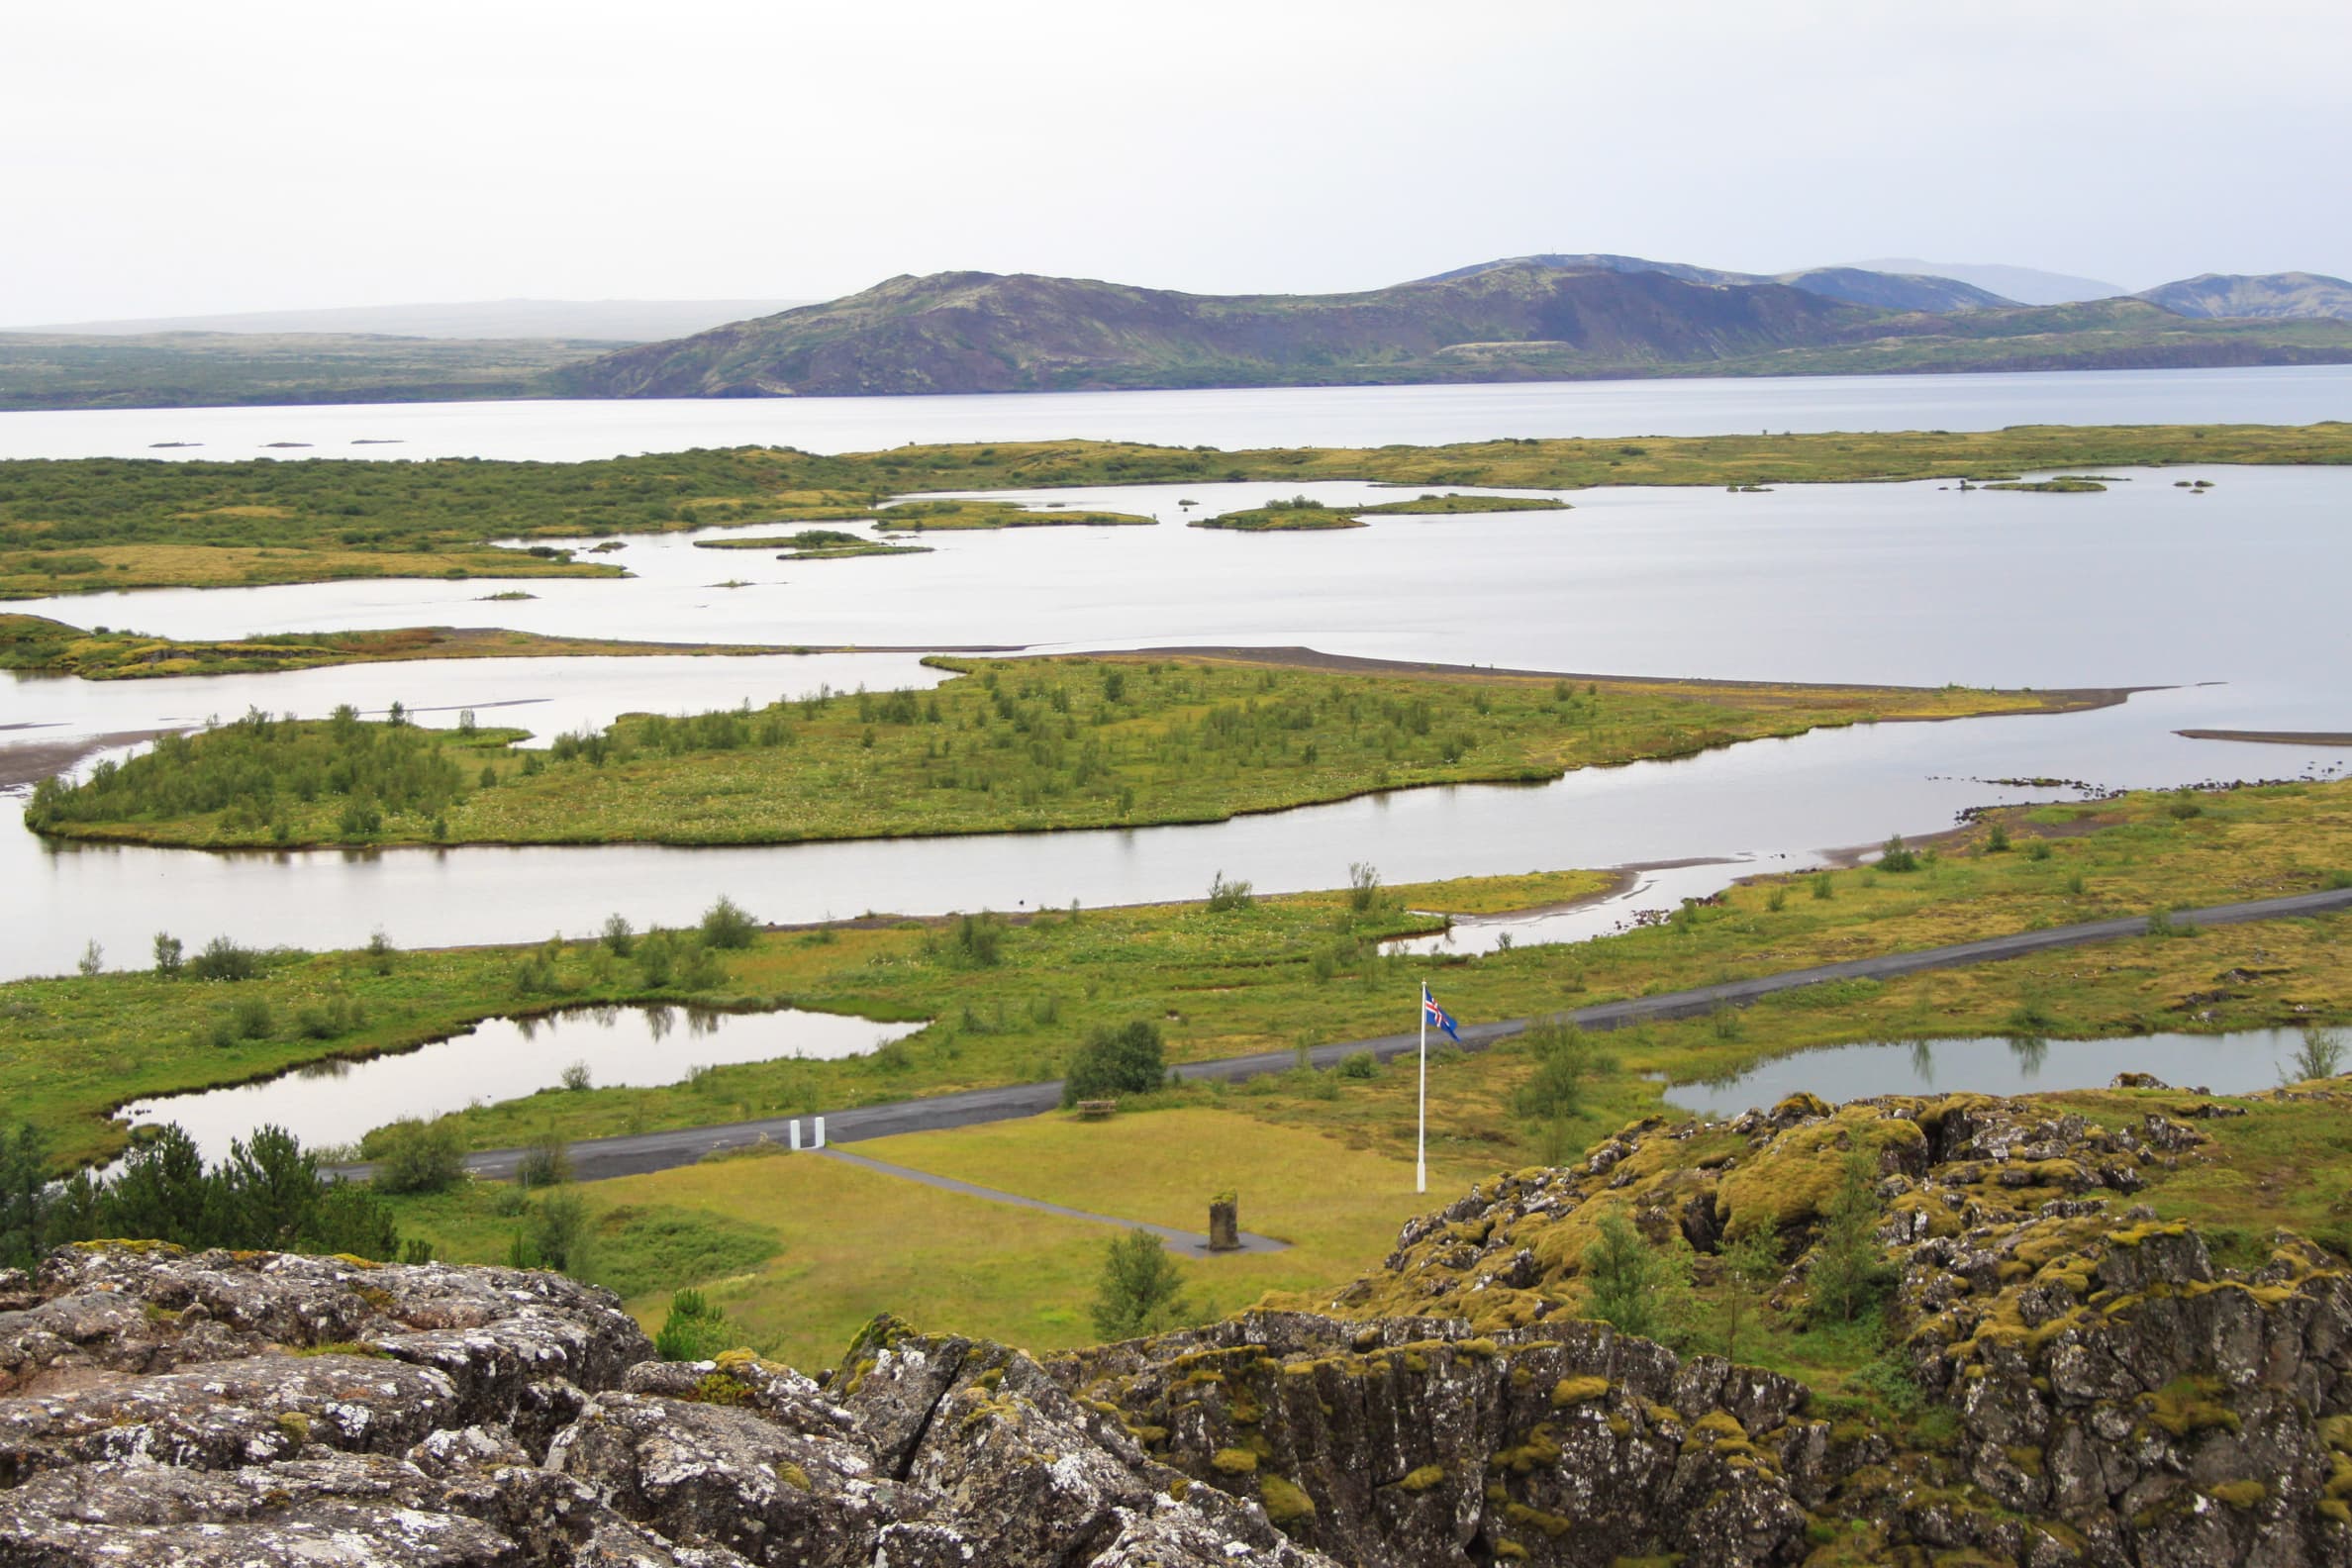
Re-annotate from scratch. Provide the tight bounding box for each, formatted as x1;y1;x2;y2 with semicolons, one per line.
1060;1021;1166;1106
26;705;469;837
0;1121;414;1272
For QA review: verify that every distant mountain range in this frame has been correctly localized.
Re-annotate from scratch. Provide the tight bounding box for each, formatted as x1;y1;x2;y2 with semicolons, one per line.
6;298;816;343
552;258;2352;401
8;259;2351;411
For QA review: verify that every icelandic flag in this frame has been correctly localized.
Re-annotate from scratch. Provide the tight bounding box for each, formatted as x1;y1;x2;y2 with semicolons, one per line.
1422;990;1461;1042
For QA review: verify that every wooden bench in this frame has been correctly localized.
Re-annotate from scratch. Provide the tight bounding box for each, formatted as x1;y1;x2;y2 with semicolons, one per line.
1075;1100;1118;1121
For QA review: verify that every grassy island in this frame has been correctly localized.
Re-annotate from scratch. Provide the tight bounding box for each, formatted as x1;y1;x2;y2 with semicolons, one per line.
873;499;1155;530
23;652;2093;849
693;529;931;559
1354;492;1574;514
1190;497;1365;532
3;424;2344;598
0;614;839;681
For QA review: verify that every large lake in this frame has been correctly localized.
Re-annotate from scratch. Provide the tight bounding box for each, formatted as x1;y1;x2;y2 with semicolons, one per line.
1;364;2348;462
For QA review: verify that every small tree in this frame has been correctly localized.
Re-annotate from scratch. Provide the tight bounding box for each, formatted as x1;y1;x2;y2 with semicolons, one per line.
601;914;636;956
1347;861;1383;914
1062;1021;1166;1106
1207;871;1254;913
187;936;262;982
515;1192;592;1276
101;1125;216;1248
219;1125;322;1249
699;896;758;950
1877;835;1919;873
1808;1151;1894;1324
76;940;103;978
1090;1228;1194;1339
152;932;184;978
1513;1020;1611;1126
654;1287;738;1361
2288;1026;2346;1084
1581;1211;1690;1344
368;1119;468;1195
0;1124;51;1272
1718;1224;1783;1364
308;1178;401;1260
517;1136;571;1190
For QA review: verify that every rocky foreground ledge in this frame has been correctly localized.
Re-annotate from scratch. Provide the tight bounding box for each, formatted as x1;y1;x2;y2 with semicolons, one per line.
2;1088;2351;1566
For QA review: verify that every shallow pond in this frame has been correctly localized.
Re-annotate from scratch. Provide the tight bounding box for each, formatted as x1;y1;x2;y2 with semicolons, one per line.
1663;1028;2330;1119
118;1004;922;1163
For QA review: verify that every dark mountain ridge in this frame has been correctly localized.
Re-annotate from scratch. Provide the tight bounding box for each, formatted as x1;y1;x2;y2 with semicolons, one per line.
553;259;2352;400
560;264;1880;399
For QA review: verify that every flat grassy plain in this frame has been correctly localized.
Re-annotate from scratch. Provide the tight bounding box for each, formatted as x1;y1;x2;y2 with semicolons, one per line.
9;779;2346;1175
24;651;2074;848
4;424;2346;597
389;1108;1497;1370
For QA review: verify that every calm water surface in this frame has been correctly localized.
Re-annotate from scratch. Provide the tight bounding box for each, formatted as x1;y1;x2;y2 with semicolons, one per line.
1665;1029;2329;1119
12;467;2348;695
2;365;2346;462
119;1004;921;1163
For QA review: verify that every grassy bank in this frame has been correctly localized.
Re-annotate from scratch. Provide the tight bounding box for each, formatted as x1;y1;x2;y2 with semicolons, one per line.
9;778;2346;1172
23;652;2079;848
0;614;851;681
4;424;2345;596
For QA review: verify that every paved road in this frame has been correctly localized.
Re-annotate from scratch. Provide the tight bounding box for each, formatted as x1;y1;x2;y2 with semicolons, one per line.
817;1147;1289;1256
364;884;2351;1186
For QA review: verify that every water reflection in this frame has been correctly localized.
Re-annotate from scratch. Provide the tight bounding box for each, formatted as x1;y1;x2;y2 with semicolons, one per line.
2009;1034;2050;1077
1665;1029;2311;1119
119;1003;923;1163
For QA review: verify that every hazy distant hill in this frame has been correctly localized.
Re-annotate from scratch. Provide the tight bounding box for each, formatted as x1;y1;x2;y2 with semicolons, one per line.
554;265;1878;398
0;333;607;412
10;299;815;343
1851;258;2126;306
2133;272;2352;322
555;261;2352;399
1424;253;2013;313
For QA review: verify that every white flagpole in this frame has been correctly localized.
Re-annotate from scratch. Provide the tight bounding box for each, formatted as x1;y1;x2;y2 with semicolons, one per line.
1417;981;1428;1194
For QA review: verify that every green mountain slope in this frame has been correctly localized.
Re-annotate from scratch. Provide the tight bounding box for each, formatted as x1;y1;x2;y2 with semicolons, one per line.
2135;271;2352;322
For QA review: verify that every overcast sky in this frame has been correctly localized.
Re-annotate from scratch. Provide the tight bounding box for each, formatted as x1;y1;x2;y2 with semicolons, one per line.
7;0;2347;322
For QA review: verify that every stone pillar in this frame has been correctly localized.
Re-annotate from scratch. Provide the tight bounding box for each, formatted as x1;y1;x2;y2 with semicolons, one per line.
1208;1192;1240;1252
